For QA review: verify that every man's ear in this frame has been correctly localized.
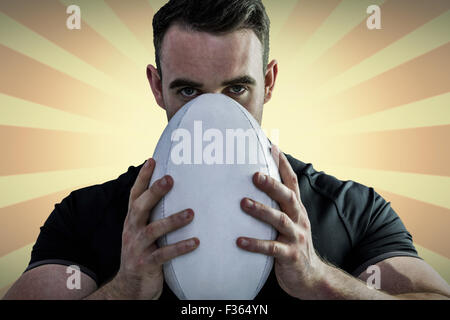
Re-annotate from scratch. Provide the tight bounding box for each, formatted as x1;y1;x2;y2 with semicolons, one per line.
146;64;165;110
264;60;278;104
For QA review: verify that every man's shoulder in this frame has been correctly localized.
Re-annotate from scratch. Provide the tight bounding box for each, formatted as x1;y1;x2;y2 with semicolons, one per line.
285;153;369;198
285;153;375;218
284;157;420;274
64;161;146;211
82;161;143;190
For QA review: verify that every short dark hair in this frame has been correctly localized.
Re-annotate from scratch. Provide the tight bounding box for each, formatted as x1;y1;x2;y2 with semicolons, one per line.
152;0;270;79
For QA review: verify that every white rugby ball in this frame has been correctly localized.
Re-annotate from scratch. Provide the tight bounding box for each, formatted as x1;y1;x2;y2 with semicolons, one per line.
149;93;280;300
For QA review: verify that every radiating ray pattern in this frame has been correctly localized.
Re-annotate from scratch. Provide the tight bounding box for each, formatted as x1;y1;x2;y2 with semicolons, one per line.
0;0;449;296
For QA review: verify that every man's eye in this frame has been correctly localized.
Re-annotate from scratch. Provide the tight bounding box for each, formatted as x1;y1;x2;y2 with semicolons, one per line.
228;85;246;95
179;87;199;97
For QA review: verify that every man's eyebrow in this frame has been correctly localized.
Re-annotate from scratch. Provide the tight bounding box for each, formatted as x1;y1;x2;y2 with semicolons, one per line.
168;75;256;90
222;76;256;86
169;78;204;89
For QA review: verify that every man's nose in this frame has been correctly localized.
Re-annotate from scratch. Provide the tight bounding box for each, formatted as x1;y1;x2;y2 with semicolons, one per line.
204;88;225;95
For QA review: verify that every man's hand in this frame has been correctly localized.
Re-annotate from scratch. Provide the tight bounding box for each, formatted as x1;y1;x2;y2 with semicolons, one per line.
236;148;450;300
236;147;325;300
112;158;200;300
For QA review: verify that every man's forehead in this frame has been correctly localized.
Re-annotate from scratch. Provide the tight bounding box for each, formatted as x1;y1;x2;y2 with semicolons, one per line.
160;24;263;82
162;23;259;52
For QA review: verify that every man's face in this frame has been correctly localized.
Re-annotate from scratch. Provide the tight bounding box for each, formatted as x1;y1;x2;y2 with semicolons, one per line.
147;24;277;124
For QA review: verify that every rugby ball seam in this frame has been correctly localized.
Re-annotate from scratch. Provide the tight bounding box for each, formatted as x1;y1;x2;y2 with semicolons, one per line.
226;99;276;299
161;103;191;300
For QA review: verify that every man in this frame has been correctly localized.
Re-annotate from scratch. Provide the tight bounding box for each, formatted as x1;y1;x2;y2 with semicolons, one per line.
4;0;450;300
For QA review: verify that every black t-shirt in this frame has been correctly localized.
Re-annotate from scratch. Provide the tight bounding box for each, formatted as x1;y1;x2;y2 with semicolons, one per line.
24;154;420;300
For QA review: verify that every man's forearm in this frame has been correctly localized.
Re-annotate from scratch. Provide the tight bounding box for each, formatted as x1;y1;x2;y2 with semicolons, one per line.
302;263;449;300
83;273;147;300
82;273;161;300
82;276;128;300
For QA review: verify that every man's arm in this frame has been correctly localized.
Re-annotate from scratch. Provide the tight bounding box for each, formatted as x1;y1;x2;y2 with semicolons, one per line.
356;256;450;299
2;264;136;300
3;265;97;300
310;256;450;300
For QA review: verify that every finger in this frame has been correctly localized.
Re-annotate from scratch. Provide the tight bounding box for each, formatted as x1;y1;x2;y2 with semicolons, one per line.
253;172;300;220
148;237;200;266
129;158;155;208
236;237;290;262
278;150;310;222
278;149;300;201
130;175;173;226
241;198;296;240
143;209;195;245
270;142;281;169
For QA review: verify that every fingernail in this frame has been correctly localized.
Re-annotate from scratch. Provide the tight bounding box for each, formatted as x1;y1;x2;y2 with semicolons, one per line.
239;238;249;247
258;173;266;184
144;158;153;168
188;239;198;247
244;198;254;209
183;209;193;219
159;176;169;187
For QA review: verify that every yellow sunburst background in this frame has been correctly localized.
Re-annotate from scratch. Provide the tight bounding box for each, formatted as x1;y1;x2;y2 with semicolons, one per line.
1;0;449;297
